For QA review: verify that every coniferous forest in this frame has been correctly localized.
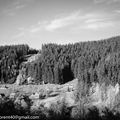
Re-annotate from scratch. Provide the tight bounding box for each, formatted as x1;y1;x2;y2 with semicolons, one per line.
0;44;38;84
1;0;120;119
0;36;120;85
1;36;120;120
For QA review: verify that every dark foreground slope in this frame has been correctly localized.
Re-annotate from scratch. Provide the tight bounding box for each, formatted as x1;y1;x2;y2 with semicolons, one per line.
0;79;120;120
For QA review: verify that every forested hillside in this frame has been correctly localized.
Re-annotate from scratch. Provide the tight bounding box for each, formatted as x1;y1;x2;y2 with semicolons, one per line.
23;36;120;85
1;36;120;119
0;45;38;84
1;36;120;84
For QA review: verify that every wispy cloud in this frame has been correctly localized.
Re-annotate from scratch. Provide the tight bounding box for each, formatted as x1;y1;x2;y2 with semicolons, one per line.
15;4;26;9
94;0;106;4
84;21;114;30
45;11;82;31
12;32;25;39
83;16;114;30
3;6;25;16
13;21;47;39
15;11;82;34
45;11;115;31
85;18;104;23
94;0;120;4
29;21;47;33
115;10;120;14
2;0;28;16
30;27;41;33
13;10;117;39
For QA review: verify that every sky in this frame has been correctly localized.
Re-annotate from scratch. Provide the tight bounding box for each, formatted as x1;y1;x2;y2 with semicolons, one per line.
0;0;120;49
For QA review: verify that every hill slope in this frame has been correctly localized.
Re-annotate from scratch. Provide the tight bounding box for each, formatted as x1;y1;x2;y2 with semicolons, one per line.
16;36;120;85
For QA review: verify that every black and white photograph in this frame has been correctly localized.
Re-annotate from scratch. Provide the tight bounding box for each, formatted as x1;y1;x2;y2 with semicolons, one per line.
0;0;120;119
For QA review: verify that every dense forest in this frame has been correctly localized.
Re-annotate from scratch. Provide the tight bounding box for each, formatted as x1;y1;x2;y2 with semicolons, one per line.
1;36;120;84
0;45;38;84
24;36;120;85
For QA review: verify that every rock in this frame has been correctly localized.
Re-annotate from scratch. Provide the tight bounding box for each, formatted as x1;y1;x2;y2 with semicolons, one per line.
30;100;41;111
9;93;16;99
115;83;119;95
21;99;28;109
0;95;2;99
27;77;34;84
14;95;28;109
15;74;24;85
43;96;58;109
48;91;60;97
14;97;21;105
29;92;39;100
68;85;74;92
27;54;40;63
0;87;7;90
15;68;26;85
64;92;75;107
58;85;69;92
44;102;51;108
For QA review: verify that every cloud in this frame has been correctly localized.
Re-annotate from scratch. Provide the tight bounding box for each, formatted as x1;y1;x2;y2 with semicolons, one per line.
45;11;81;31
45;11;113;31
84;14;114;30
14;4;26;9
94;0;120;4
29;21;47;33
13;21;47;39
84;22;114;30
115;10;120;14
2;0;27;16
30;27;41;33
81;13;115;30
13;10;116;40
3;6;25;16
12;32;25;39
94;0;106;3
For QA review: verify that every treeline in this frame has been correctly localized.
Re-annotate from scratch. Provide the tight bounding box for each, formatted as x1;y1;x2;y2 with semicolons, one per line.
0;44;38;83
24;36;120;85
1;36;120;84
